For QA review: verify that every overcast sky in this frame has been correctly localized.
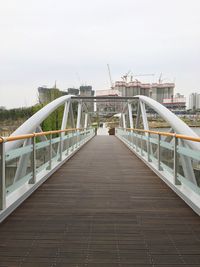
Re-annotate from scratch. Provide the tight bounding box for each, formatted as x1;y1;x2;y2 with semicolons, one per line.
0;0;200;108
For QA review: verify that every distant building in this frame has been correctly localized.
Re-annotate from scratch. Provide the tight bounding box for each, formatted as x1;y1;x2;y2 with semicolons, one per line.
150;83;174;103
163;93;186;112
38;87;68;104
96;89;122;114
114;81;175;104
67;88;79;95
38;86;81;104
79;86;94;97
189;93;200;110
80;86;95;112
114;81;150;97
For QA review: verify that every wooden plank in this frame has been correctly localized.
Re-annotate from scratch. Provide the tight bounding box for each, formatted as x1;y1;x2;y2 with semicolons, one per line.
0;136;200;266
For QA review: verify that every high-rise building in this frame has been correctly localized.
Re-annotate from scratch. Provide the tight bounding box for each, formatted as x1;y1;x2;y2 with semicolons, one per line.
163;93;186;112
67;88;79;95
79;86;95;112
150;83;174;103
38;87;68;104
189;93;200;110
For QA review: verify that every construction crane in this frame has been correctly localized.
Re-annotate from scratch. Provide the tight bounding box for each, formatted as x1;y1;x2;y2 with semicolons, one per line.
121;70;131;82
121;71;154;82
130;73;154;82
107;64;113;89
158;73;173;84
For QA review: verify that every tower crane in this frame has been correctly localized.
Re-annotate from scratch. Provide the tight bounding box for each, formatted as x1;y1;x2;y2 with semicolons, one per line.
130;73;155;81
121;71;155;82
121;70;131;82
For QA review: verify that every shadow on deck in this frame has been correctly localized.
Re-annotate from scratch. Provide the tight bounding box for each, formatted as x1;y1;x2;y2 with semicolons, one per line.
0;136;200;266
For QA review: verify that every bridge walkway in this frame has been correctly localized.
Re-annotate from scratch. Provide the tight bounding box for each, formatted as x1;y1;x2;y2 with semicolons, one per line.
0;136;200;266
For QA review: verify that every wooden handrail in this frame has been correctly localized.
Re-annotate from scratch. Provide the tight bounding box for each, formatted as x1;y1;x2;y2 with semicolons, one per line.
125;128;200;143
0;128;86;143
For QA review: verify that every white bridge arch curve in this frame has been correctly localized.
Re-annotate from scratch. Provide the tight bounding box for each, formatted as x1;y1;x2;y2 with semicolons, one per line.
131;95;200;151
5;95;88;152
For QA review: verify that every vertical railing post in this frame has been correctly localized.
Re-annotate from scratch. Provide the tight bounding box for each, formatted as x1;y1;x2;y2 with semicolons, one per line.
128;130;130;145
72;130;75;150
174;135;181;185
133;130;136;150
157;133;161;171
140;133;143;156
83;128;86;144
69;131;72;153
0;139;6;210
147;132;151;162
76;129;78;149
131;129;134;149
66;131;69;155
79;129;81;146
29;135;36;184
136;131;138;152
59;132;63;161
48;133;52;170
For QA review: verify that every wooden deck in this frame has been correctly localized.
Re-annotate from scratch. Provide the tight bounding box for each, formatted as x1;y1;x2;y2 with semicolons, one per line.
0;136;200;266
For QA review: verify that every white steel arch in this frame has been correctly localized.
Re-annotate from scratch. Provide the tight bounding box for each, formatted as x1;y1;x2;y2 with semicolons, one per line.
5;94;200;151
5;95;86;152
134;95;200;151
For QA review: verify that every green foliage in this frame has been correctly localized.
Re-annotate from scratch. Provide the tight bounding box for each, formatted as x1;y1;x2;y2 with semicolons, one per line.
41;106;64;131
0;88;79;132
0;106;35;121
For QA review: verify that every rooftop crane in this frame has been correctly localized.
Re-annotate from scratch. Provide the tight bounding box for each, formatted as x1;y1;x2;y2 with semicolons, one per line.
130;73;154;82
121;70;131;82
121;71;155;82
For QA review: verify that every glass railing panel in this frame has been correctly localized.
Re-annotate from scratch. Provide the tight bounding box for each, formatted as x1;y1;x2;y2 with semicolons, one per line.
5;142;33;193
177;141;200;189
35;140;50;172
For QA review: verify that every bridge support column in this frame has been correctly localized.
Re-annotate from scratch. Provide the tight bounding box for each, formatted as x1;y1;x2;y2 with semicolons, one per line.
122;113;126;129
60;101;70;153
128;102;133;129
84;113;88;129
0;140;6;210
61;101;70;131
136;102;141;128
76;102;82;129
69;102;75;128
76;102;82;147
140;101;149;130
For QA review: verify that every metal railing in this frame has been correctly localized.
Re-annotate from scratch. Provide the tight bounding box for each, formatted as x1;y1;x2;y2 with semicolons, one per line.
0;127;95;221
116;127;200;215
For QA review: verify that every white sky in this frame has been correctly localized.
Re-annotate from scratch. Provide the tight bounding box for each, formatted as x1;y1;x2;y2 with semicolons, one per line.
0;0;200;108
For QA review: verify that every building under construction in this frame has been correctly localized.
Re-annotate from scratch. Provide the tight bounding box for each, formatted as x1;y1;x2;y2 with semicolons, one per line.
114;80;175;104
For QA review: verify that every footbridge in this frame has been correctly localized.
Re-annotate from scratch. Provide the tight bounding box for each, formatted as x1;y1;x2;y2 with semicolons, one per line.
0;95;200;266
